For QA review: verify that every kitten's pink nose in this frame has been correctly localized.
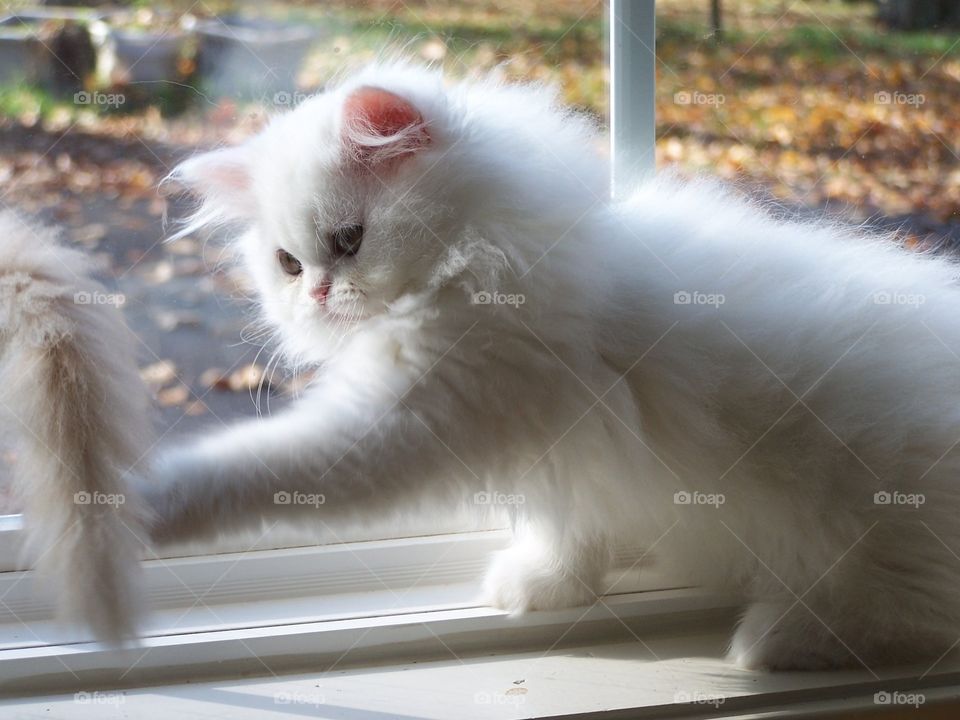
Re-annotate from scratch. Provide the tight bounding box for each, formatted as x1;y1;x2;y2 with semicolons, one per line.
310;279;332;304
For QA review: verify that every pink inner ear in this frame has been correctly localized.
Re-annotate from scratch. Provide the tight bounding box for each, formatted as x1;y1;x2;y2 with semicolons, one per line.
342;86;428;162
205;158;250;194
174;147;255;219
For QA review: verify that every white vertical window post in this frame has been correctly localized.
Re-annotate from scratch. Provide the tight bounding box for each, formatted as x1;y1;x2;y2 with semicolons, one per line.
610;0;656;199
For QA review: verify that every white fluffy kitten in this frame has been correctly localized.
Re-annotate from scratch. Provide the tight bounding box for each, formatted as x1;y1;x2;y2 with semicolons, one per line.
147;63;960;671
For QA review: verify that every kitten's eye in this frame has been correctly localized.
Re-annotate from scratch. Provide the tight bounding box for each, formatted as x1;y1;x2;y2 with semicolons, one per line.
276;249;303;276
331;224;364;258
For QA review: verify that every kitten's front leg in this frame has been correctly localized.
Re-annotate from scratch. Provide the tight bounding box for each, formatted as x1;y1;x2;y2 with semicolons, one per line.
143;388;464;546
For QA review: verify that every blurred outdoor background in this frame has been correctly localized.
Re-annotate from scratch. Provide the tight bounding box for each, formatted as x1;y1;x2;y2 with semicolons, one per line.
1;0;958;511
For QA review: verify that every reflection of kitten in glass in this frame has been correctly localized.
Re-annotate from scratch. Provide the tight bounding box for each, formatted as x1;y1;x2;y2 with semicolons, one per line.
144;63;960;670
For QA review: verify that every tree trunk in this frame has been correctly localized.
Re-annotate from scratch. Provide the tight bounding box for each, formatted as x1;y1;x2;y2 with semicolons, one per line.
878;0;960;30
710;0;723;40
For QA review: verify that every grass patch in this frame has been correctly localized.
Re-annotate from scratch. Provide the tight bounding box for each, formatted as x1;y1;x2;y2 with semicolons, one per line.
0;83;58;121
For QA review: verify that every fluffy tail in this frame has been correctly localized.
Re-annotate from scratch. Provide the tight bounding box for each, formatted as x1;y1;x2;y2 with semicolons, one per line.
0;210;151;643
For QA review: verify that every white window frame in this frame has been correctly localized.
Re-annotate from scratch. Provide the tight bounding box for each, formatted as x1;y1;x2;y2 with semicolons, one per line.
4;4;960;716
610;0;657;196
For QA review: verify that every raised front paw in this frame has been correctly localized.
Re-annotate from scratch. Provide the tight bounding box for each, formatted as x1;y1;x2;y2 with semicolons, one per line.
133;452;211;547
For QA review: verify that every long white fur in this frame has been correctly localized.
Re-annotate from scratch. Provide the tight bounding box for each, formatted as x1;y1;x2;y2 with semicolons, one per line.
149;62;960;670
0;211;151;643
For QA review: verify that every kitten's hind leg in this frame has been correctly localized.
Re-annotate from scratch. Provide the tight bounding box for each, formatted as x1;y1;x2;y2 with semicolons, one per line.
729;520;960;671
728;599;860;671
483;524;612;613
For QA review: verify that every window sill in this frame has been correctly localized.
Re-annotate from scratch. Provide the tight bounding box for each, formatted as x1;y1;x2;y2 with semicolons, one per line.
3;530;960;719
3;599;960;719
0;528;685;692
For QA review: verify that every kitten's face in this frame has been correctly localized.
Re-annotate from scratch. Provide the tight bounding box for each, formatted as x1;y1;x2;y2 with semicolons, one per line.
177;84;456;361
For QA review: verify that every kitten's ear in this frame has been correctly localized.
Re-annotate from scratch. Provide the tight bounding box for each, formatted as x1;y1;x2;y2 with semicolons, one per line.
170;146;255;219
341;86;429;165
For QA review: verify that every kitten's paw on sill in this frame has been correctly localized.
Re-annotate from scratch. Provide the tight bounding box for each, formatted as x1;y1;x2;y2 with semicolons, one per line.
481;544;602;613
